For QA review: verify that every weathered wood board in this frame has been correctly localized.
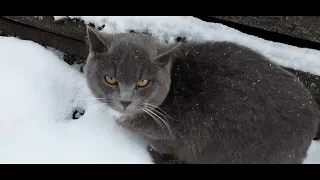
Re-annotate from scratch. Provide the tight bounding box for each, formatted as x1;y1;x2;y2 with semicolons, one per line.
0;16;88;61
210;16;320;45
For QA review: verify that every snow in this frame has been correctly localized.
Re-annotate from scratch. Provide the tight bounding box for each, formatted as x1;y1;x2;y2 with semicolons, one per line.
304;141;320;164
34;16;43;20
0;16;319;163
54;16;320;76
0;36;152;164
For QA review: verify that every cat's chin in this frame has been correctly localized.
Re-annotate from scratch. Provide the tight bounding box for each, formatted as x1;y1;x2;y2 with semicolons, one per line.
108;108;124;119
108;107;141;119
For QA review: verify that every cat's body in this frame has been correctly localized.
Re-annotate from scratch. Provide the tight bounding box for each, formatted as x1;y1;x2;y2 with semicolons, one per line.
85;26;319;164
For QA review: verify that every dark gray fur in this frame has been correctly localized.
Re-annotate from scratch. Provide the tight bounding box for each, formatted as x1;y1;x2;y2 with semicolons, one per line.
85;26;319;164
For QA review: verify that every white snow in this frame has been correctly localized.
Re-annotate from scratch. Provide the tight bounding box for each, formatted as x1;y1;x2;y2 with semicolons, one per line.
54;16;320;76
0;16;319;164
0;36;152;164
304;141;320;164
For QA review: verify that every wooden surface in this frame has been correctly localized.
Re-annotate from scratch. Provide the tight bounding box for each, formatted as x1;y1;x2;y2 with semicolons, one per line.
210;16;320;44
0;16;88;61
3;16;86;41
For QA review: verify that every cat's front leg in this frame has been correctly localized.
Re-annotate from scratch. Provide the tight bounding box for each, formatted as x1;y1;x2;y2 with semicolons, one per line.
147;145;183;164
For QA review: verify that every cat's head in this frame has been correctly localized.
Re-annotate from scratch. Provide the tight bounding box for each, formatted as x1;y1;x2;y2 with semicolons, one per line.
85;26;181;117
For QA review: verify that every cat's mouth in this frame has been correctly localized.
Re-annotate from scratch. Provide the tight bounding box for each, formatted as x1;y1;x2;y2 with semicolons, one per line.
109;104;143;117
105;100;159;117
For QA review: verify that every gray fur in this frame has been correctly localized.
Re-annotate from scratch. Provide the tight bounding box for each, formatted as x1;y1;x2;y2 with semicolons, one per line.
85;26;319;164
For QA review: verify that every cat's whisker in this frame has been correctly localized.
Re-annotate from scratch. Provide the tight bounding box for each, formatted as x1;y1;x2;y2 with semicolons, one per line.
86;102;114;112
139;103;173;136
87;103;106;108
79;98;115;104
142;103;167;114
143;106;172;138
86;101;112;106
138;106;166;139
85;101;113;105
139;107;166;137
83;101;110;105
144;105;168;120
78;97;110;100
137;103;170;133
97;106;110;116
141;108;166;137
82;99;105;102
142;102;179;122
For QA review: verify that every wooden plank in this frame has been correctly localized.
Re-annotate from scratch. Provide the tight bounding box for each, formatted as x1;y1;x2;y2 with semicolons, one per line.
210;16;320;44
3;16;87;42
0;16;88;61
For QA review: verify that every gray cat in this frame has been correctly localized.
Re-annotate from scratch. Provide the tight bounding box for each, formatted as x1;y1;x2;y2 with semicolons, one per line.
84;26;319;164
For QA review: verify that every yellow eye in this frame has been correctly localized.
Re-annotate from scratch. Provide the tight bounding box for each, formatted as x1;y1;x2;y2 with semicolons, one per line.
105;76;118;85
137;80;149;87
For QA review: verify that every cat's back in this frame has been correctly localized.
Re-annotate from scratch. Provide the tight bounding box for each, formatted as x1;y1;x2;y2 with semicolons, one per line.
171;41;314;108
175;41;317;107
165;41;319;163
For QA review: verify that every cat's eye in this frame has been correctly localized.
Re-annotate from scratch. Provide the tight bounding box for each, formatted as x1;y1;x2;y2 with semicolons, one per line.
137;80;149;87
105;76;118;85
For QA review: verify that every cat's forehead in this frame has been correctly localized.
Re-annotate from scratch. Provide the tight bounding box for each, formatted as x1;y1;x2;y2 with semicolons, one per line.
117;53;157;78
105;43;159;80
110;42;153;65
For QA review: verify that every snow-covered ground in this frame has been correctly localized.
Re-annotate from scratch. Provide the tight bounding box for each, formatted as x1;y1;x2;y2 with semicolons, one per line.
0;16;319;163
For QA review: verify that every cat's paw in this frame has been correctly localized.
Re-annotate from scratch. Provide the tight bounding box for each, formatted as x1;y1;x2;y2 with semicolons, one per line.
148;145;183;164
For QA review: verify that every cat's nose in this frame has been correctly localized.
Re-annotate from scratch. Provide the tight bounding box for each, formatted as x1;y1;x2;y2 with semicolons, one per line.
120;101;132;109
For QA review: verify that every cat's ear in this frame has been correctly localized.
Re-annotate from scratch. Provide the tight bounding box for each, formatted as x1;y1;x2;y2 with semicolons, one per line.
153;42;182;66
86;25;112;53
